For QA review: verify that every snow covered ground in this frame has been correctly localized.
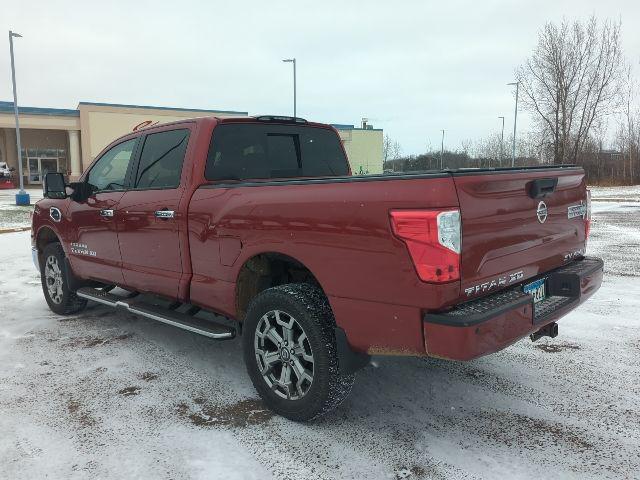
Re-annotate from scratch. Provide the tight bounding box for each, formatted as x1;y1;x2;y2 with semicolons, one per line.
590;185;640;202
1;189;639;479
0;188;42;230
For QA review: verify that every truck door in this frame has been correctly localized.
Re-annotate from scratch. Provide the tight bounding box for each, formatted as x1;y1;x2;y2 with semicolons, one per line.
66;138;138;285
116;126;192;299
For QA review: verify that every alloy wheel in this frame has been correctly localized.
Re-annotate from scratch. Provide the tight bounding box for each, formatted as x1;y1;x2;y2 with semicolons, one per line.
44;255;64;304
254;309;314;400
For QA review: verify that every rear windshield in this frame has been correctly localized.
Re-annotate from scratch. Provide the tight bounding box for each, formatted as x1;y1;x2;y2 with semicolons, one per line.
205;124;349;181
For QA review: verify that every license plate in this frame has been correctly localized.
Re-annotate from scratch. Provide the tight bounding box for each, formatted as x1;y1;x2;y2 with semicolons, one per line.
523;278;546;304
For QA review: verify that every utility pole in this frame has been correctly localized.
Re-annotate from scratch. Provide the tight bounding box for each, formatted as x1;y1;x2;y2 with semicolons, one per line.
507;81;519;167
440;129;445;170
498;116;505;166
282;58;296;117
9;30;29;205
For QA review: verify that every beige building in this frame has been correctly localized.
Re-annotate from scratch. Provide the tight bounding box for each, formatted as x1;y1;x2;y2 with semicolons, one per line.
333;122;383;175
0;101;382;184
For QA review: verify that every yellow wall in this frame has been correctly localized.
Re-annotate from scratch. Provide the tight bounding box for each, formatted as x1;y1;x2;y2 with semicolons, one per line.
0;113;79;131
1;105;385;177
338;128;383;175
78;104;246;168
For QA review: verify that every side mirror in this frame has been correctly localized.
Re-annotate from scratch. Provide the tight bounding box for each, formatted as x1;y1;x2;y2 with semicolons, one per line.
43;172;67;199
69;181;94;202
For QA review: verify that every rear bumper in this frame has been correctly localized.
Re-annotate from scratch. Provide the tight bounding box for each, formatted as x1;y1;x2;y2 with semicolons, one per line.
423;256;604;361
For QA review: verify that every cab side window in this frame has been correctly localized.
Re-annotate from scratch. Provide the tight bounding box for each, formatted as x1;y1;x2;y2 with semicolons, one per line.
134;129;190;189
87;139;136;191
205;124;348;181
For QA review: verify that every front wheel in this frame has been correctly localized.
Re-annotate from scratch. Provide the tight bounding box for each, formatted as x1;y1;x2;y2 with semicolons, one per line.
242;283;355;421
40;242;87;315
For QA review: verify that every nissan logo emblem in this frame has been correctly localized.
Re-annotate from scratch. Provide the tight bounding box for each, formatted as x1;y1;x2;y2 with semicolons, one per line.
537;201;548;223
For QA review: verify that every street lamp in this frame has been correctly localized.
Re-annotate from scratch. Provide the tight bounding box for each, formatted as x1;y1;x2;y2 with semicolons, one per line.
282;58;296;118
507;81;519;167
440;129;445;169
498;116;505;165
9;30;29;205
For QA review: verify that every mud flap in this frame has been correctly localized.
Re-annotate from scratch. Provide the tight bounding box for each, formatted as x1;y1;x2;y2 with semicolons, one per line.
334;326;370;375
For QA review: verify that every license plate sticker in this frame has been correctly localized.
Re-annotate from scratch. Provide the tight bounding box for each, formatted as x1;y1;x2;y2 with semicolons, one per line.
523;278;546;304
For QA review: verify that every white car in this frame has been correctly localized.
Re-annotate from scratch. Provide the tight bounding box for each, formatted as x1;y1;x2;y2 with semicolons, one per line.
0;161;12;178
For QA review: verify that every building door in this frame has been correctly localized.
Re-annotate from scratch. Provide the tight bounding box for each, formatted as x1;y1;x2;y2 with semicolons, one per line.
28;158;40;183
26;157;59;184
40;158;59;180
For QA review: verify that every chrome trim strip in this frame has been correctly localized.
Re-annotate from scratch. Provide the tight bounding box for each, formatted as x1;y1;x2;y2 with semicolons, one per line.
154;210;175;219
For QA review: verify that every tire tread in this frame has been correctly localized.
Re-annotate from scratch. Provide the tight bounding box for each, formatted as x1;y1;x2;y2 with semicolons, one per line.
41;242;87;315
243;283;355;421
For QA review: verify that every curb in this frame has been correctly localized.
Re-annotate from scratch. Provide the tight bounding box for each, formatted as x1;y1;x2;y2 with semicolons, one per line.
0;226;31;235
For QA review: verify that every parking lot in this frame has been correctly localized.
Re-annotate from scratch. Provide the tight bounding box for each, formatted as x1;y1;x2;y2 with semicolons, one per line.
0;187;638;479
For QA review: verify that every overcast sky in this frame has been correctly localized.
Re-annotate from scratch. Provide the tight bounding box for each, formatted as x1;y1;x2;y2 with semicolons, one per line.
2;0;639;154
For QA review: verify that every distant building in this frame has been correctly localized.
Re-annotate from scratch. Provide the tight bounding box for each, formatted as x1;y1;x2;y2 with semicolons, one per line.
598;149;623;164
332;118;383;175
0;101;382;184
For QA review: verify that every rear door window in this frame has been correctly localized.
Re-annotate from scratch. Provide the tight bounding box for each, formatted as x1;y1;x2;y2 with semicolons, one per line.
134;129;190;189
205;124;348;181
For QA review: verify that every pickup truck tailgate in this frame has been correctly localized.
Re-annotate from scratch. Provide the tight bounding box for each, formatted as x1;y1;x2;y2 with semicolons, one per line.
453;167;589;300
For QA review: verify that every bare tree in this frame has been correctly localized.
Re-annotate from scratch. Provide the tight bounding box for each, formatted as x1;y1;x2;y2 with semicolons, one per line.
383;135;402;163
474;133;503;166
615;68;640;184
516;17;625;164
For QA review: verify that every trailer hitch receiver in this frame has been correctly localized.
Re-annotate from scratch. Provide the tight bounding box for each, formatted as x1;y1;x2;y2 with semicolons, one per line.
530;322;558;342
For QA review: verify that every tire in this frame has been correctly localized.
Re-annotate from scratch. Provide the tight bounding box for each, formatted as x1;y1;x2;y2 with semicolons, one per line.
40;242;87;315
242;283;355;421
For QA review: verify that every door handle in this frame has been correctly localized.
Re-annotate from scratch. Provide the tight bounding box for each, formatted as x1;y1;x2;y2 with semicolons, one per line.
99;209;114;217
528;178;558;199
155;210;175;219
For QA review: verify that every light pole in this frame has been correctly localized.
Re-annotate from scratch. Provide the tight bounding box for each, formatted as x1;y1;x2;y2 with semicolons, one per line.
507;81;519;167
9;30;29;205
440;129;445;169
282;58;296;117
498;116;505;165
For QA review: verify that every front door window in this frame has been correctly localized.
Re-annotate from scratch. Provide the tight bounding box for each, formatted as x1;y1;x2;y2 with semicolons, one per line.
86;139;136;192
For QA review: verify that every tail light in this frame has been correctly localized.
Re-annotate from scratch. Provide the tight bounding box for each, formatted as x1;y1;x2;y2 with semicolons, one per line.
585;189;592;240
389;209;461;283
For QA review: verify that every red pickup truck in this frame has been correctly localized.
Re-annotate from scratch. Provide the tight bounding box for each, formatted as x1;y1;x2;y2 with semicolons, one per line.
32;115;603;420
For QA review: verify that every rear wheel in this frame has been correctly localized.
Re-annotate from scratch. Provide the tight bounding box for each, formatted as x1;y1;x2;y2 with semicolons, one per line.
242;283;355;421
40;242;87;315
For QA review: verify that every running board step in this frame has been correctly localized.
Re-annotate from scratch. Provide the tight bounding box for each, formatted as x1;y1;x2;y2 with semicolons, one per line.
76;287;235;340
